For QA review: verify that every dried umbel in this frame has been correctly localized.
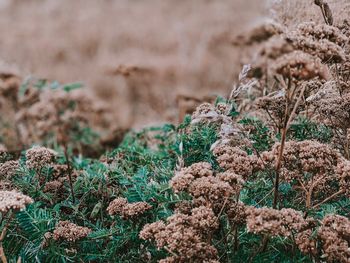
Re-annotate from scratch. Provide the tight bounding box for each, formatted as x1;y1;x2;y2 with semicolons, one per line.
246;207;308;237
286;34;346;63
272;51;330;81
213;145;261;179
337;160;350;196
297;22;348;46
295;229;318;256
226;201;247;225
140;207;219;262
316;92;350;129
318;215;350;263
0;160;19;180
0;190;33;213
25;146;56;169
262;140;340;201
107;197;152;219
189;176;234;206
43;180;63;193
52;221;91;242
191;101;234;125
256;92;287;126
217;171;245;193
170;162;213;193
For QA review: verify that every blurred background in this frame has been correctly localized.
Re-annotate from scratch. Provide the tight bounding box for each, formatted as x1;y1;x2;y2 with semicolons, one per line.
0;0;347;129
0;0;270;128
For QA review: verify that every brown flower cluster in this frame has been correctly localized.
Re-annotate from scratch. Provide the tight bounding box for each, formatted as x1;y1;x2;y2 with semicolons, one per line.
171;162;245;212
286;21;348;63
295;229;318;256
0;160;19;180
318;215;350;263
256;91;287;127
262;140;340;198
297;22;348;46
251;20;348;82
52;221;92;242
140;206;219;262
316;92;350;129
43;180;63;193
15;86;107;148
0;190;33;213
107;197;151;219
170;162;213;193
336;160;350;196
25;146;56;169
213;145;261;179
273;51;330;81
246;207;309;237
191;102;233;125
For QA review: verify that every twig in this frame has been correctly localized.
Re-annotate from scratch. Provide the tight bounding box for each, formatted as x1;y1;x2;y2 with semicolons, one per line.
312;189;345;209
64;145;76;204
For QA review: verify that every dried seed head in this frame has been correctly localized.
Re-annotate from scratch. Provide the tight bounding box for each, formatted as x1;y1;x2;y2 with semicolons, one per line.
246;207;308;237
273;51;330;80
318;215;350;263
107;197;152;219
170;162;213;193
0;160;19;180
0;190;33;213
25;146;56;169
53;221;91;242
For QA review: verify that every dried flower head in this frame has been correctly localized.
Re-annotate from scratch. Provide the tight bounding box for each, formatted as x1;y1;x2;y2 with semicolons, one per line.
0;190;33;213
226;201;247;225
318;215;350;263
213;145;260;179
0;160;19;180
170;162;213;193
272;51;330;80
107;197;152;219
44;180;63;193
246;207;308;237
297;22;348;46
140;207;219;262
25;146;56;169
262;140;340;198
189;176;233;204
316;93;350;129
295;229;318;256
53;221;91;242
217;171;245;193
286;34;346;63
337;160;350;196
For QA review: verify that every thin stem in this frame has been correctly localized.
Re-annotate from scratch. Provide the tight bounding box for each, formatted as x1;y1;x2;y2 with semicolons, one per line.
64;146;76;204
0;213;13;263
312;189;345;209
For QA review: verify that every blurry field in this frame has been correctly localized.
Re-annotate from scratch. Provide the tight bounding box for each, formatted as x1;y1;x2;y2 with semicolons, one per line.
0;0;268;127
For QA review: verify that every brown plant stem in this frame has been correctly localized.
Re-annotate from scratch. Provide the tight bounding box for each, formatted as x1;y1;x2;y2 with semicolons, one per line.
64;145;76;204
273;81;306;209
312;189;345;209
0;213;13;263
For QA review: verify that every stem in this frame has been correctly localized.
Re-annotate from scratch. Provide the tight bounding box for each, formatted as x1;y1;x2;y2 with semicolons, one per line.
0;213;13;263
312;189;344;209
64;146;76;204
273;82;306;209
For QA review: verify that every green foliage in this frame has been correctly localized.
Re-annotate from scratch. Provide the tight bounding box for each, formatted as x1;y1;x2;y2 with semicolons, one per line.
239;117;274;152
288;116;333;143
2;113;345;263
